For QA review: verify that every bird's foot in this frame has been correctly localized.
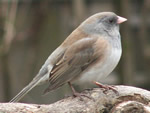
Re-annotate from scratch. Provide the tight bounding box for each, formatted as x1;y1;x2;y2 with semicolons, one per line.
93;81;118;94
73;91;92;101
68;82;92;101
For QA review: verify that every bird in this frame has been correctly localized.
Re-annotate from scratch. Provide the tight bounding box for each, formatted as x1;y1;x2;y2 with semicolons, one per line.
10;12;127;102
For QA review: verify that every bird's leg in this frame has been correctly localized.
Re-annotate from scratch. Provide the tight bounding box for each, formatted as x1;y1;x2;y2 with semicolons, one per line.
93;81;118;94
68;82;79;97
68;82;92;100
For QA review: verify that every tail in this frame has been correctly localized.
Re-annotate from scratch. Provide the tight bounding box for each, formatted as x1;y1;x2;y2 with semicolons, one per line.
9;76;43;102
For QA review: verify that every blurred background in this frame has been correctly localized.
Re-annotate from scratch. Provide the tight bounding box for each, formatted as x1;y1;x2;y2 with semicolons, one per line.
0;0;150;104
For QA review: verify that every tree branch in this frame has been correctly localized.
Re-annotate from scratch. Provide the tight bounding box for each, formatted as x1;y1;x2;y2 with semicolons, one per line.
1;85;150;113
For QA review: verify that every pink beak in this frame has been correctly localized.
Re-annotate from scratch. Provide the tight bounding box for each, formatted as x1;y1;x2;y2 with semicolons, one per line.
117;16;127;24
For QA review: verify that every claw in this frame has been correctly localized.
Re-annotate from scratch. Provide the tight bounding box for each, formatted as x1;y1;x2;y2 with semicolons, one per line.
93;81;118;94
68;82;92;100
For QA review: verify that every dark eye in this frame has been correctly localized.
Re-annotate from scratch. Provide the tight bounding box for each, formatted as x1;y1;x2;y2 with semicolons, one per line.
108;16;118;24
109;19;114;23
108;18;115;24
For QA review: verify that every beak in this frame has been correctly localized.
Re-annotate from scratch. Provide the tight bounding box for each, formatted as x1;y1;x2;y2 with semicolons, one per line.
117;16;127;24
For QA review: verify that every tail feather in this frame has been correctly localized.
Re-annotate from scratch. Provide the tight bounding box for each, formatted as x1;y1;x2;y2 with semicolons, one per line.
9;76;42;103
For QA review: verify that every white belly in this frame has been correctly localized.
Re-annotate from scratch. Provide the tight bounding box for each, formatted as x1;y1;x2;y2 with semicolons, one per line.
77;48;122;83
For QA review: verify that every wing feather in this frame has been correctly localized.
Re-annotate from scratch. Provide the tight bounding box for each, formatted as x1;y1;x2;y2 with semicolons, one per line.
44;37;103;94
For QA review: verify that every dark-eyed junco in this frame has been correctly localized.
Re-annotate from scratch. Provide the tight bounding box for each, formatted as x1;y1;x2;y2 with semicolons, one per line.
10;12;127;102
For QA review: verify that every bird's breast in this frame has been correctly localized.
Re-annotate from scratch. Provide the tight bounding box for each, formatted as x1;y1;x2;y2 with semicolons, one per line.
77;47;122;83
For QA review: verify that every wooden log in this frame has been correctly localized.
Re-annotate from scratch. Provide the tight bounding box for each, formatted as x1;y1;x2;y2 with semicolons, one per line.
0;85;150;113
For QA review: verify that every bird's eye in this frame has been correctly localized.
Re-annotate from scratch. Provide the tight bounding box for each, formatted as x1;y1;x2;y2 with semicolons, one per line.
108;18;114;24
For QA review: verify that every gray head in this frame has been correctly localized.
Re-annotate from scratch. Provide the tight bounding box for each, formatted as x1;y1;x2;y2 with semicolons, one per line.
80;12;127;38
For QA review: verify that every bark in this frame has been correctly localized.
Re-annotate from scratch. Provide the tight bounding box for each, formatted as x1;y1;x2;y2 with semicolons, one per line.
0;85;150;113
